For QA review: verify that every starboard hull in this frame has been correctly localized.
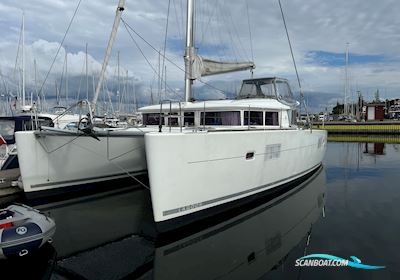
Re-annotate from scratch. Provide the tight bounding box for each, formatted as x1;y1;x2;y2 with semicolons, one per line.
145;129;327;229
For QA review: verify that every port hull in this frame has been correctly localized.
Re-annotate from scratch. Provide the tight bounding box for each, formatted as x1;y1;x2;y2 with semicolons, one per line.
15;130;147;194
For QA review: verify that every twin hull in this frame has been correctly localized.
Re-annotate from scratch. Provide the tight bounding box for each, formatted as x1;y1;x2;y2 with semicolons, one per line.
15;130;147;194
145;129;327;224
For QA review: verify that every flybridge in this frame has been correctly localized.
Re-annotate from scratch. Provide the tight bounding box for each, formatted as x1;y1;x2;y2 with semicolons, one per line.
237;77;297;106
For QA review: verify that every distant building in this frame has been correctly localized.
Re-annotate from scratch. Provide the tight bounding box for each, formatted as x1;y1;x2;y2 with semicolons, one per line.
365;103;385;121
386;98;400;119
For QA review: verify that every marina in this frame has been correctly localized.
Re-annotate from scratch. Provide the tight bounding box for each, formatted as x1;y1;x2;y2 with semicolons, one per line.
314;121;400;134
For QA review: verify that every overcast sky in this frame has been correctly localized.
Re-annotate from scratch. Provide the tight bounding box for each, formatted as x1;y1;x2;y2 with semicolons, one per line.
0;0;399;110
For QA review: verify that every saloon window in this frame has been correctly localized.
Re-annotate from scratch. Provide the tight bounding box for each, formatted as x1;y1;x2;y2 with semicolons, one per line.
244;111;263;125
143;113;164;125
184;112;195;126
167;117;179;126
200;111;241;126
265;112;279;126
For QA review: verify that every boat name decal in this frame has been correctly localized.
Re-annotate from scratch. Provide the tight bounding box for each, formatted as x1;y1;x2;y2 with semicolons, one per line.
179;203;203;213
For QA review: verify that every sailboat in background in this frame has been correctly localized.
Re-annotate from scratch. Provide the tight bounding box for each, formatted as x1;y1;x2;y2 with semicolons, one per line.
139;0;327;231
0;13;79;173
14;0;152;197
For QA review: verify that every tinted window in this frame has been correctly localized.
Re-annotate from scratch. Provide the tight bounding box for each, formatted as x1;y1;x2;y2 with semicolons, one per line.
184;112;195;126
265;112;279;126
143;114;164;125
167;117;179;126
200;111;241;126
244;111;263;125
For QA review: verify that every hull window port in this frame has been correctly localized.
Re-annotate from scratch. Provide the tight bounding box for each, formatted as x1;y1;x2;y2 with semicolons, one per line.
246;152;255;160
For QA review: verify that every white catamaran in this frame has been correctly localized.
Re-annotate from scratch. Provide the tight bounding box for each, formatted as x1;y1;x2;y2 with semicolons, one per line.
138;0;327;230
13;0;258;197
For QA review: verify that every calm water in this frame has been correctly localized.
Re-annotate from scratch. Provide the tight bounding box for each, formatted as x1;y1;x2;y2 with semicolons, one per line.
1;141;400;279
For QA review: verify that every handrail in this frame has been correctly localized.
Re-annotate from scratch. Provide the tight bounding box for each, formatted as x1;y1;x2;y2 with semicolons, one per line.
157;99;183;133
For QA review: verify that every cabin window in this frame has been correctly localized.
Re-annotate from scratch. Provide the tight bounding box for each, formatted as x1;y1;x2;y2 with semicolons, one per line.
167;117;179;126
184;112;195;126
239;83;258;97
143;113;164;125
265;112;279;126
275;81;295;104
260;83;275;98
200;111;241;126
244;111;263;125
0;120;15;142
238;79;276;98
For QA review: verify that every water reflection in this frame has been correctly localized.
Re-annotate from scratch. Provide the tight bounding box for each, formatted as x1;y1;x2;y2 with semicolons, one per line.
0;166;326;279
364;142;385;155
12;166;323;279
150;167;326;280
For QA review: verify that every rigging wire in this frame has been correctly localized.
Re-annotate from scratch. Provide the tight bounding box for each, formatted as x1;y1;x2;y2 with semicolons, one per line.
246;1;254;63
121;18;228;96
224;2;250;62
172;0;183;43
13;19;23;82
161;0;172;102
76;57;86;102
121;19;183;100
37;0;83;98
277;0;311;124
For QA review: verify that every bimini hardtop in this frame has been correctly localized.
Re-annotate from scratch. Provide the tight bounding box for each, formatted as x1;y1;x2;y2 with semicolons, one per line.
0;204;55;259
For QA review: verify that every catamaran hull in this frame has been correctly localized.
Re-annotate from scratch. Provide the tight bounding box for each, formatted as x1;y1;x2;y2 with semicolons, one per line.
15;130;147;196
145;129;327;230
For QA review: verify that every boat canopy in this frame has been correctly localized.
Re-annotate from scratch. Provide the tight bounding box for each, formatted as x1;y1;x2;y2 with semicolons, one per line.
237;77;297;106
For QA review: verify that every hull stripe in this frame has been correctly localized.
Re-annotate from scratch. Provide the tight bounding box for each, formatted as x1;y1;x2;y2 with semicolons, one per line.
30;170;147;189
162;163;321;216
187;143;319;164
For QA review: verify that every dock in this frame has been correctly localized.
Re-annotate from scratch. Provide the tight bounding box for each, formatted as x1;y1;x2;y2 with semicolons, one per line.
0;168;20;189
312;121;400;134
0;168;23;205
328;134;400;143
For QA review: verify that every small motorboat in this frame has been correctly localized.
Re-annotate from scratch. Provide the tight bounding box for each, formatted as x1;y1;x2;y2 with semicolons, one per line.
0;204;56;259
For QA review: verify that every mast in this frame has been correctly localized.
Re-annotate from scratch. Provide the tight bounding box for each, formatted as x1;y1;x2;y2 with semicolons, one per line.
91;0;125;112
34;59;39;109
184;0;195;102
344;42;349;116
65;46;68;105
86;43;89;100
117;51;120;112
22;11;26;107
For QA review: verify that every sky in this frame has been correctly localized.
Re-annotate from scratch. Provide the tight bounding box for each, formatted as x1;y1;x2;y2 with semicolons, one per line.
0;0;400;112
